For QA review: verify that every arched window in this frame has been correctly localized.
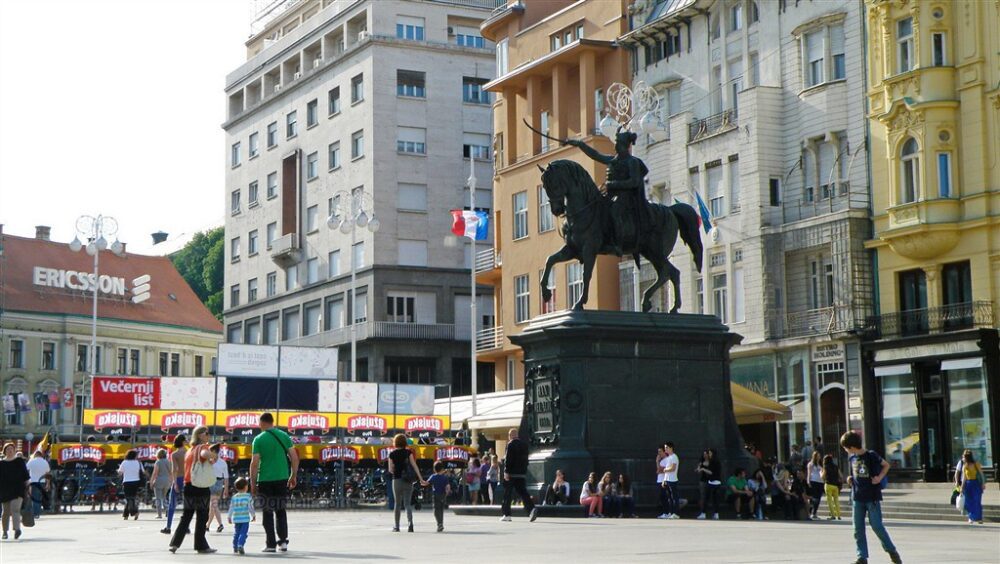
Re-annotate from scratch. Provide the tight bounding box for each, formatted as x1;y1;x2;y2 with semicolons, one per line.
749;1;760;25
900;137;920;203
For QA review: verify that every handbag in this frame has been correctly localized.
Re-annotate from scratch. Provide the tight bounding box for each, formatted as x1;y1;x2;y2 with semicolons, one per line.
20;494;35;528
955;491;965;511
950;486;960;506
190;446;217;488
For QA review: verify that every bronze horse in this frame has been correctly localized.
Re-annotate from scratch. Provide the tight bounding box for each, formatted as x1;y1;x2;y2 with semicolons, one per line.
537;159;704;313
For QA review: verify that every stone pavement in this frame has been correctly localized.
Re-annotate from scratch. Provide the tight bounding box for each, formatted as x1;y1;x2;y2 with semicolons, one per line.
0;509;996;563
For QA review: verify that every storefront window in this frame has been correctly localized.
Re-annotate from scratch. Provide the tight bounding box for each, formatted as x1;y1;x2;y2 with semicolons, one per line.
946;366;993;467
881;372;921;469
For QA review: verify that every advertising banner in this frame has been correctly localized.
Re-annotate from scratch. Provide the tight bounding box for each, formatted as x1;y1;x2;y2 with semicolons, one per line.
399;415;448;437
135;444;162;461
84;409;146;430
57;444;105;464
222;411;261;435
318;381;378;413
160;377;226;410
342;413;390;437
320;445;359;463
280;412;332;436
217;344;279;377
280;346;338;379
377;384;435;415
152;410;212;433
91;376;160;409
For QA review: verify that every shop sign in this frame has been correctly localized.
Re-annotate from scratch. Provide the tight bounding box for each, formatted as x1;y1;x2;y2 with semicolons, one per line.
92;376;160;409
875;340;979;363
346;414;388;437
321;445;359;463
811;342;845;362
59;445;105;464
92;410;141;430
33;267;127;296
160;411;206;431
287;413;330;434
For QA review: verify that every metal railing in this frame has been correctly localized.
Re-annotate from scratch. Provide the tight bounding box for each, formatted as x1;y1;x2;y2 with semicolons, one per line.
475;248;501;273
766;305;856;339
371;322;455;340
863;301;994;339
687;108;738;142
476;326;504;352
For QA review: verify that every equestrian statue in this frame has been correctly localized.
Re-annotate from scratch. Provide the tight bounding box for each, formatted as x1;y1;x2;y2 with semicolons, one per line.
527;121;704;313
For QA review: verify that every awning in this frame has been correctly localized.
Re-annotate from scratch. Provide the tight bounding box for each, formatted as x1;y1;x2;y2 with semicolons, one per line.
435;383;791;430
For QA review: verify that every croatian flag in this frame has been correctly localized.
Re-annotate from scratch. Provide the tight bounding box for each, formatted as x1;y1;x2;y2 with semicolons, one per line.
450;209;489;240
693;191;713;233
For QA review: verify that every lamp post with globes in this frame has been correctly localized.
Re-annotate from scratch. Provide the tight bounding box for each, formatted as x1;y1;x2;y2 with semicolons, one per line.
68;215;124;439
597;81;667;142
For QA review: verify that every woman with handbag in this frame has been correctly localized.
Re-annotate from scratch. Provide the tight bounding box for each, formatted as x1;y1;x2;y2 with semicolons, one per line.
168;426;218;554
0;442;29;540
387;434;428;532
960;450;985;525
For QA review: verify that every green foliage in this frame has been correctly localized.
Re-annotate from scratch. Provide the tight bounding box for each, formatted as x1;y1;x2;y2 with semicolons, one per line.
170;227;224;319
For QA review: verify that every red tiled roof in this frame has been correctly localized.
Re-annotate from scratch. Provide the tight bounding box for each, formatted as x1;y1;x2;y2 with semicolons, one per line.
1;234;222;334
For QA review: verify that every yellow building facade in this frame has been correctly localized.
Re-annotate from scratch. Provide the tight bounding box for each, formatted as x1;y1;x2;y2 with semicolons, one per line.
477;0;629;392
862;0;999;481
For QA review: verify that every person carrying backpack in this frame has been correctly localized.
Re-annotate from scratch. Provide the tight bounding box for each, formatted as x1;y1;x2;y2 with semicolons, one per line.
840;431;901;564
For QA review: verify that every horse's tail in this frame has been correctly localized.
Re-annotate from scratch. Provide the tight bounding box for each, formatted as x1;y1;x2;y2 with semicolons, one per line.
669;202;703;272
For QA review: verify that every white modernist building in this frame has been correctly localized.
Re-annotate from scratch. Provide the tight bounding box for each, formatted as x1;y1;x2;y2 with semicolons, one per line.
619;0;873;459
222;0;498;391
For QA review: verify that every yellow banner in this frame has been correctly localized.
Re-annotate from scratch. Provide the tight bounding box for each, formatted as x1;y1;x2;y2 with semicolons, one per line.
83;409;148;429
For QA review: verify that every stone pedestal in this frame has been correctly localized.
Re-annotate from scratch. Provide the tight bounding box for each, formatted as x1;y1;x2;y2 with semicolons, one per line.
509;310;754;509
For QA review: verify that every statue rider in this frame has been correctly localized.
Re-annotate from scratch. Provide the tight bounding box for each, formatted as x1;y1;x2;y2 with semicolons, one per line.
565;130;648;256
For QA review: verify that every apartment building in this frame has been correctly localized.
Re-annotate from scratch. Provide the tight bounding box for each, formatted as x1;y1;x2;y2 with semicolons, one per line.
859;0;998;481
0;227;222;438
619;0;873;460
475;0;629;392
222;0;498;390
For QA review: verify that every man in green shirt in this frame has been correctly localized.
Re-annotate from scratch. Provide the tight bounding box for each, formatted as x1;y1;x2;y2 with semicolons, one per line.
726;467;754;519
250;413;298;553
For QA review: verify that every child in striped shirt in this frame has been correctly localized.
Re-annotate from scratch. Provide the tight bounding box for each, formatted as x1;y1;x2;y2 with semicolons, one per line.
228;477;255;555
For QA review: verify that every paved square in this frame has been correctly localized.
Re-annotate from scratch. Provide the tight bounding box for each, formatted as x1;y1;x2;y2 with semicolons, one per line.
1;510;997;563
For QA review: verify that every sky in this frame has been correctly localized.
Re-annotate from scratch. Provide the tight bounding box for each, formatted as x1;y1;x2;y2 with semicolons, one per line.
0;0;252;253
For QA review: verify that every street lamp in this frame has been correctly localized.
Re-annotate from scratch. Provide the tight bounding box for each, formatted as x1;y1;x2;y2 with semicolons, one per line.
69;215;124;439
598;81;667;142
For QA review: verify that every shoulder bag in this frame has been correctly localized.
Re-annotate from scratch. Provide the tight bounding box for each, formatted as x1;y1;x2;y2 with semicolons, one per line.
190;446;217;488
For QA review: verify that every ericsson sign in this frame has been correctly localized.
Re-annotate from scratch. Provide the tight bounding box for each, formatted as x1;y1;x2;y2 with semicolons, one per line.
33;267;128;297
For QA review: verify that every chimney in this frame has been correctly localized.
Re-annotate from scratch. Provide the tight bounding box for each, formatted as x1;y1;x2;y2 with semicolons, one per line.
35;225;51;241
151;231;169;244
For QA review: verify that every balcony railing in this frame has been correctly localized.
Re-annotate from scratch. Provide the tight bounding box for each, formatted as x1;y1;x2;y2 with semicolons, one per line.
687;108;738;143
475;248;501;273
476;326;504;352
767;305;857;339
371;322;455;340
863;301;994;339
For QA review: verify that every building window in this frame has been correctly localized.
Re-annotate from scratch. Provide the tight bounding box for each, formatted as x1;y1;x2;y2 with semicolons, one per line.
397;127;426;154
398;183;427;212
831;25;845;80
248;229;258;255
803;149;815;202
231;142;241;167
900;137;920;203
194;355;203;377
227;323;242;344
304;302;321;335
710;11;720;40
387;294;416;323
9;339;24;368
231;189;241;214
706;163;724;218
396;70;425;98
306;151;319;180
749;1;759;24
513;191;528;239
396;17;424;40
712;273;728;323
809;261;821;309
249;132;259;158
116;348;127;375
328;86;341;115
352;241;365;269
539;110;550;152
696;277;705;314
538;185;554;233
282;307;301;341
266;122;277;148
463;77;489;104
159;351;169;376
728;156;740;213
328;250;341;277
325;296;344;330
170;353;180;377
384;358;435;384
540;269;556;313
306;99;318;127
248;278;258;302
266;222;277;248
514;274;530;323
567;262;583;307
733;268;745;322
506;357;515;390
351;130;364;159
897;17;914;73
937;152;952;198
328;142;340;170
285;110;297;138
824;262;835;307
496;38;508;75
819;141;835;199
285;265;298;291
463;132;490;160
247;182;259;206
456;32;484;48
769;177;781;206
350;73;364;103
266;271;277;297
76;344;101;373
932;32;946;66
129;349;140;375
729;3;742;31
352;288;368;323
804;30;824;87
267;171;278;199
230;237;240;261
263;315;279;345
307;257;319;284
230;284;240;308
306;205;319;232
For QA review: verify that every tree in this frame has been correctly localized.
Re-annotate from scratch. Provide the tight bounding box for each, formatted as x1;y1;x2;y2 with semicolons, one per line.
170;227;224;319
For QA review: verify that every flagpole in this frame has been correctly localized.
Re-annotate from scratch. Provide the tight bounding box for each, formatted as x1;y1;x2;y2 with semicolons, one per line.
467;157;478;419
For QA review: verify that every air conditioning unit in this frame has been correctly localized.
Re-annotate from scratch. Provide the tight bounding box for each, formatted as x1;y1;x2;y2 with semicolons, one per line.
274;84;282;93
313;58;321;69
293;71;302;80
358;30;370;42
447;26;454;35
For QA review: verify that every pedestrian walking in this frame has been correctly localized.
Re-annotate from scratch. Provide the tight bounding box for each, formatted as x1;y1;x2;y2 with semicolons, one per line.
466;458;482;505
806;451;824;519
959;450;985;525
227;477;255;555
0;443;29;540
427;461;451;532
25;450;49;519
117;449;146;520
487;454;500;505
841;431;902;564
388;433;428;532
149;449;173;519
657;442;680;519
168;426;217;554
499;428;537;522
208;444;229;533
161;434;188;535
479;455;491;505
821;454;843;520
250;412;299;553
695;448;721;520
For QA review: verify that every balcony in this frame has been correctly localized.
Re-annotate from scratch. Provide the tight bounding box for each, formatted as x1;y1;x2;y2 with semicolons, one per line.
767;305;857;340
476;326;504;353
371;322;455;340
687;109;738;143
270;233;302;268
475;248;502;284
863;301;994;340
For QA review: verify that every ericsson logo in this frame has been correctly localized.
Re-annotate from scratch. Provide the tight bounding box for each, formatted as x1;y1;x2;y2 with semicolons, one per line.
132;274;151;304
